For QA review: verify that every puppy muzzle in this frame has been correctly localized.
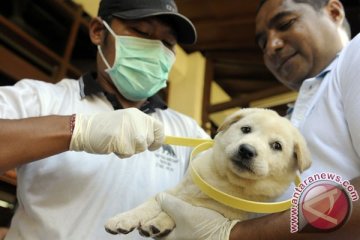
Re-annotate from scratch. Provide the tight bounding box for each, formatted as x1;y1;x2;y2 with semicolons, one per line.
231;144;257;171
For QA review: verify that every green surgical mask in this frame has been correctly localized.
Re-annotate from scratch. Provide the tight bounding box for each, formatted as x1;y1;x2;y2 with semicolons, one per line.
98;21;176;102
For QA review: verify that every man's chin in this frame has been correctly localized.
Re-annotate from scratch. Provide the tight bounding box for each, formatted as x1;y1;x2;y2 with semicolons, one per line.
269;66;304;90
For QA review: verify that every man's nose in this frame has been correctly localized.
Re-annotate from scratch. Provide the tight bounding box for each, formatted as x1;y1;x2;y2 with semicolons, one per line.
265;32;284;56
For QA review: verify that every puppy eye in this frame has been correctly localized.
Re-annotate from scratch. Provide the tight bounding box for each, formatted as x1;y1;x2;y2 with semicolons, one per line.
241;126;251;134
270;141;282;151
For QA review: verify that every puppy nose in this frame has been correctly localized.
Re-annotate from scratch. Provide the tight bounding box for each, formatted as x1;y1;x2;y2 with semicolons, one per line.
238;144;257;160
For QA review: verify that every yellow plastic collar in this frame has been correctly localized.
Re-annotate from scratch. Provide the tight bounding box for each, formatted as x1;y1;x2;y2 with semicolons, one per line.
164;136;301;214
164;136;213;147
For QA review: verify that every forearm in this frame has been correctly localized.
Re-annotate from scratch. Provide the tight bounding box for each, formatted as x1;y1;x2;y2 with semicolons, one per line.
0;109;165;173
230;176;360;240
0;116;72;173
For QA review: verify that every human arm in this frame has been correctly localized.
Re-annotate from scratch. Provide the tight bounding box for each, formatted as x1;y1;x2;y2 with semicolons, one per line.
229;176;360;240
0;108;164;174
0;115;72;173
157;177;360;240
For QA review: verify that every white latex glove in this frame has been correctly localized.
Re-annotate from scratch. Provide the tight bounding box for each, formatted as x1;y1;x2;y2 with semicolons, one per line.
69;108;164;158
156;192;239;240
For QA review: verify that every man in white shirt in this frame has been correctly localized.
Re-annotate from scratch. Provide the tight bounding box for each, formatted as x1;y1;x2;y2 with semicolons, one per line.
0;0;209;239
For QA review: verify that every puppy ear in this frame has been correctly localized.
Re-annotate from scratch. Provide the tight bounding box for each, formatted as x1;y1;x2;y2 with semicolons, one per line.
217;108;253;133
293;132;312;173
217;108;270;133
217;113;242;133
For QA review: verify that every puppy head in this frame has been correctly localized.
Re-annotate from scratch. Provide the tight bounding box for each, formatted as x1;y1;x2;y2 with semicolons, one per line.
213;108;311;186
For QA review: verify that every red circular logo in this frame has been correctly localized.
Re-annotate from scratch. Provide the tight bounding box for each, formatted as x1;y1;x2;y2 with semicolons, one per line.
300;181;351;231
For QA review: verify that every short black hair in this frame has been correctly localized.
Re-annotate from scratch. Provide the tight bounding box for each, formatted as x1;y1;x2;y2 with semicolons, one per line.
257;0;351;38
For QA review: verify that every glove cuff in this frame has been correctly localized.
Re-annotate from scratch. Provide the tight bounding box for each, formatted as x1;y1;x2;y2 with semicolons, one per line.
69;113;87;152
224;220;240;240
70;114;76;135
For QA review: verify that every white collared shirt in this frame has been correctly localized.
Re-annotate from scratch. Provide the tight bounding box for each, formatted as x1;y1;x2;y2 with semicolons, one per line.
291;33;360;183
277;34;360;202
1;78;209;240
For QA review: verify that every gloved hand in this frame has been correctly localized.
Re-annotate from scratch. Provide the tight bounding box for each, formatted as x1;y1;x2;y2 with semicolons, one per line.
69;108;164;158
156;192;239;240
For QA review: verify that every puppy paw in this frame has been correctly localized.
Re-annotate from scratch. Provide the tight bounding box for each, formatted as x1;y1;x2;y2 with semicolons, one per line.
104;197;163;235
105;212;139;235
138;211;175;238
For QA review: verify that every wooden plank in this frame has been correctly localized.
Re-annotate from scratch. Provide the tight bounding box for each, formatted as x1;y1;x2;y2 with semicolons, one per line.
201;59;214;131
0;46;50;82
204;49;264;65
184;21;258;51
0;16;62;65
217;79;279;92
177;0;258;20
214;62;273;79
55;5;83;80
208;85;289;113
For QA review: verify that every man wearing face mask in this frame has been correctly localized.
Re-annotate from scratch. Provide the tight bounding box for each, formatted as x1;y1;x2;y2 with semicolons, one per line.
0;0;209;239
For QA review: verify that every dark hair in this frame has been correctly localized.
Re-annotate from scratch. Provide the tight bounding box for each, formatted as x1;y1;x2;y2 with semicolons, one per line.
257;0;351;38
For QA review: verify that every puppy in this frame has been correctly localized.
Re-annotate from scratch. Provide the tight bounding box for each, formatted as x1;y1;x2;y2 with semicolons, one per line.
105;108;312;237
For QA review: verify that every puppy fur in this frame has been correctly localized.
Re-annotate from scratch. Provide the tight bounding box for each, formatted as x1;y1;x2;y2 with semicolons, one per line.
105;108;312;237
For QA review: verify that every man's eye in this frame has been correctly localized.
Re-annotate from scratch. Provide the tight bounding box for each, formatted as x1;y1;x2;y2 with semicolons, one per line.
278;18;296;31
133;28;151;37
241;126;251;134
270;141;282;151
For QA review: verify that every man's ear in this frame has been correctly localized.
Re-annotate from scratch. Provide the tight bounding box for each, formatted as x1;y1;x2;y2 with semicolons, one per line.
325;0;345;27
89;17;106;45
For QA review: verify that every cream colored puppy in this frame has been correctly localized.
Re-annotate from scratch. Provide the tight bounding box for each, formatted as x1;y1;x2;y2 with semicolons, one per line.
105;108;312;238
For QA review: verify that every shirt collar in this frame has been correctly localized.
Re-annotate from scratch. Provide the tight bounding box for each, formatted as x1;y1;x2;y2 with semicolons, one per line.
315;54;340;79
286;54;340;119
79;72;167;114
